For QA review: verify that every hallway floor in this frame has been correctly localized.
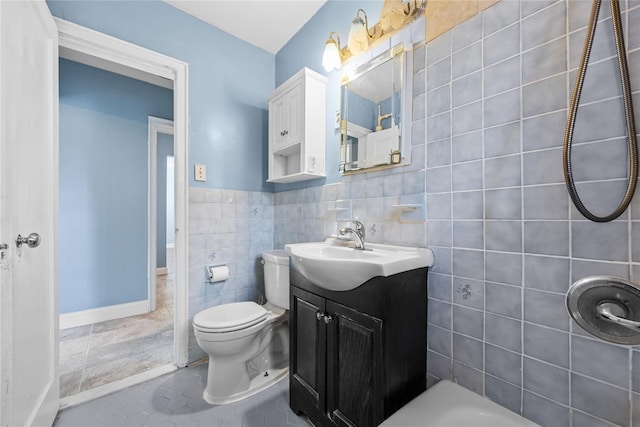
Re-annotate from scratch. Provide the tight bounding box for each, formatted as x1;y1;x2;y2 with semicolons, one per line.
59;274;174;398
54;365;311;427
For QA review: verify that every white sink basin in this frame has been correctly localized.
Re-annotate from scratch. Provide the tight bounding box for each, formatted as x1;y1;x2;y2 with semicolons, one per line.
284;240;434;291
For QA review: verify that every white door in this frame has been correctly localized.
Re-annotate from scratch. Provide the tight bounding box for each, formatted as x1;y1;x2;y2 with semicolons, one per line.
0;1;59;426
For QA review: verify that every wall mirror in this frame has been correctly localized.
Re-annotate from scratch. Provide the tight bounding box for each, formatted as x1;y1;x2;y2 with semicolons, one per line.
339;44;412;174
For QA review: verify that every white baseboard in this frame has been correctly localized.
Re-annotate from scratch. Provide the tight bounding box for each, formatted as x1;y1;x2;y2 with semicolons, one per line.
156;267;168;275
60;300;148;329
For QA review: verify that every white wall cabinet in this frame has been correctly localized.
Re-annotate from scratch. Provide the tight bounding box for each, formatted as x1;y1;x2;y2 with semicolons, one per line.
272;83;301;151
268;68;327;184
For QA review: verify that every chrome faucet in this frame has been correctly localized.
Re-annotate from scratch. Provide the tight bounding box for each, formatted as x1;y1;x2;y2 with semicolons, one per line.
339;220;366;250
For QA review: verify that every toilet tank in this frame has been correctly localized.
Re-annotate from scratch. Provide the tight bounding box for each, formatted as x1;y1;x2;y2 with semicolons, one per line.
262;250;290;310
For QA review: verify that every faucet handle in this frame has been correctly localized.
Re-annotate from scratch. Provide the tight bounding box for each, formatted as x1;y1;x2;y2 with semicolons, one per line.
352;220;365;239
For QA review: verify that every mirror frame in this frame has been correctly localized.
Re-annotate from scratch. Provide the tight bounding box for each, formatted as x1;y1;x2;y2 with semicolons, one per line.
339;44;413;174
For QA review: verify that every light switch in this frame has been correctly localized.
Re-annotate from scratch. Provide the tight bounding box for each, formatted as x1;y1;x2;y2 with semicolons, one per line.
195;164;206;182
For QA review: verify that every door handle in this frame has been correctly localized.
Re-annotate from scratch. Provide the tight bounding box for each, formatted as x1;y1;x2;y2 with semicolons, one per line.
16;233;40;248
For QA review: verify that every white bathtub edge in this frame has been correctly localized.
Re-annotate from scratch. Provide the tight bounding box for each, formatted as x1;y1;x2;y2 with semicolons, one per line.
379;380;540;427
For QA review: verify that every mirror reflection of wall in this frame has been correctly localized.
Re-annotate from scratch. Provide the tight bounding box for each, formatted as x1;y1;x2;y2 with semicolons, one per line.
340;45;408;173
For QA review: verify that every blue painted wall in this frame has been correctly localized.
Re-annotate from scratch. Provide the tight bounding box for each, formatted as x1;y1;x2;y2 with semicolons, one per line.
344;90;377;130
274;0;383;190
59;59;173;313
378;92;401;130
157;133;174;268
48;0;275;192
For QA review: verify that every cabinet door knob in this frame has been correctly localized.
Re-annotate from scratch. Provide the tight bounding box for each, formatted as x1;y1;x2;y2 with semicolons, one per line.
323;315;333;324
284;130;288;135
316;311;325;321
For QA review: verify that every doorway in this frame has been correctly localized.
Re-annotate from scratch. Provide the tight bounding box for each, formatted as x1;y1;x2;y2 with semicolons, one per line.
58;60;174;398
55;18;189;405
149;116;175;314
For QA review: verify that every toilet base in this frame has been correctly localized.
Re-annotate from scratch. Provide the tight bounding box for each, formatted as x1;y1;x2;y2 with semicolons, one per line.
203;366;289;405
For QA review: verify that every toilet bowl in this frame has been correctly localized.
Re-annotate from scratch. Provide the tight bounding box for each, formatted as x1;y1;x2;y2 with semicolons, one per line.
193;250;290;405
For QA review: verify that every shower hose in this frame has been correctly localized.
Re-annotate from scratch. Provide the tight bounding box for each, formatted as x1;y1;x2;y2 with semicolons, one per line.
564;0;638;222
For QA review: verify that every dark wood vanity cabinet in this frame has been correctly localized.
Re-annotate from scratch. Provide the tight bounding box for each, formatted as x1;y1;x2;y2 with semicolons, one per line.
289;267;428;427
290;287;384;427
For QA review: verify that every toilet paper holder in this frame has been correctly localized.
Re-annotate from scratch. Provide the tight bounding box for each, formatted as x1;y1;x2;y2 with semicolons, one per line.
207;264;230;283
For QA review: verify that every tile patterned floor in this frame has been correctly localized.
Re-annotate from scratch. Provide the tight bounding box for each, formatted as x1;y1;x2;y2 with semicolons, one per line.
54;364;312;427
60;274;175;398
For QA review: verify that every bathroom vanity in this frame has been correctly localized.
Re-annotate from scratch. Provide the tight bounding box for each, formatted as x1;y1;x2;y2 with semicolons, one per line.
288;266;428;427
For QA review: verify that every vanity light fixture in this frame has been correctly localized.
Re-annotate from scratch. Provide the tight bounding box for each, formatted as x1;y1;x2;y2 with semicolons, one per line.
322;32;343;72
321;0;426;72
380;0;409;32
347;9;374;56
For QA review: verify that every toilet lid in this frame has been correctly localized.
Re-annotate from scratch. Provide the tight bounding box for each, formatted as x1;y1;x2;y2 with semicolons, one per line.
193;301;268;332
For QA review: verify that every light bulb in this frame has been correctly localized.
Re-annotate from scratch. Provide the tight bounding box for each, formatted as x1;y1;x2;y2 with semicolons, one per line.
348;25;368;54
347;10;370;55
348;39;366;56
322;39;341;72
350;17;368;42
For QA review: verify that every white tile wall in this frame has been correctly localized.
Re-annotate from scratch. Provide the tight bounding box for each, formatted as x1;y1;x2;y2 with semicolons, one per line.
267;1;640;426
188;187;274;361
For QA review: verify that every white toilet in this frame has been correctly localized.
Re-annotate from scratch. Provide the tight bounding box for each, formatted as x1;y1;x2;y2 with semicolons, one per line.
193;250;290;405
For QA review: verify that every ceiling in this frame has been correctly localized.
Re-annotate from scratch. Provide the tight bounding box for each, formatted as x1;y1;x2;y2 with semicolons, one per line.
164;0;327;54
347;54;402;103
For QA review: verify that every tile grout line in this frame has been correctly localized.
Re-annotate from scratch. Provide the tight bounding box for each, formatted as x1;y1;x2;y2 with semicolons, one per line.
518;0;526;415
479;6;488;402
625;5;634;427
564;1;574;423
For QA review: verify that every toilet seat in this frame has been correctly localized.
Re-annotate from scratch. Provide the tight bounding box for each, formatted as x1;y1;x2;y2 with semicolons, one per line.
194;301;268;333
